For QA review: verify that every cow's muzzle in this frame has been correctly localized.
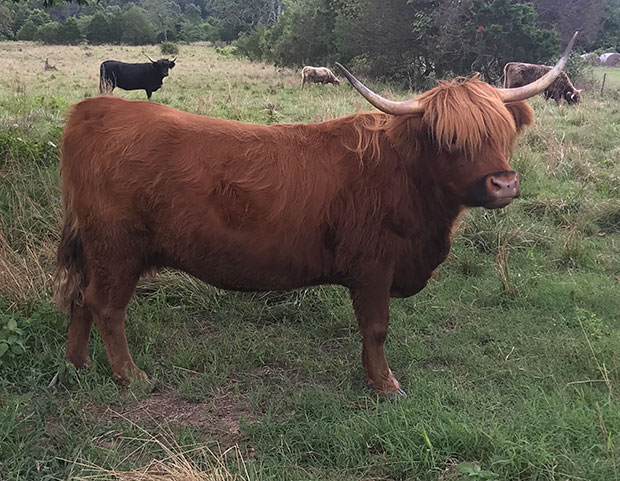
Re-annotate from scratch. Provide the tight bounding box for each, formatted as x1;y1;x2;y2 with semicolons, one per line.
467;171;520;209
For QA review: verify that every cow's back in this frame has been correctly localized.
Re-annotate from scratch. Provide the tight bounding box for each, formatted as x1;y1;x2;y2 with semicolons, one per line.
503;62;552;88
61;97;382;289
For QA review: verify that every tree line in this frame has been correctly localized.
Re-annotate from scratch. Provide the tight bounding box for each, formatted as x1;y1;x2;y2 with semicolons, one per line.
1;0;283;45
1;0;618;86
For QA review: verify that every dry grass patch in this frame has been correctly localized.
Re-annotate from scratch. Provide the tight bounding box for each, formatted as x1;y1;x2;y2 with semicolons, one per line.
73;415;250;481
108;390;257;446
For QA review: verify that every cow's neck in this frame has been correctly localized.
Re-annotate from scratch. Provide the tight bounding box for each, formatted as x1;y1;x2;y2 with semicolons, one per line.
386;137;464;298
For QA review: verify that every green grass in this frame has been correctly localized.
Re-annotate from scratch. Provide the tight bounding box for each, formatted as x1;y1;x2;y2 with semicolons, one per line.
593;66;620;89
1;41;620;481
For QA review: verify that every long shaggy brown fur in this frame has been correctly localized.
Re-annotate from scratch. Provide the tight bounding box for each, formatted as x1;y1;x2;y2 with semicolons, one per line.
503;62;581;105
55;78;534;392
347;77;524;162
54;209;85;315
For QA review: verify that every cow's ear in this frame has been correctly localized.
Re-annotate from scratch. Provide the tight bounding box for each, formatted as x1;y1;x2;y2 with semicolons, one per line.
506;101;534;134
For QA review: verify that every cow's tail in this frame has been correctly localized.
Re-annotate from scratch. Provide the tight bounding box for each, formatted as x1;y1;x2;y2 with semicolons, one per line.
53;204;86;315
99;63;110;94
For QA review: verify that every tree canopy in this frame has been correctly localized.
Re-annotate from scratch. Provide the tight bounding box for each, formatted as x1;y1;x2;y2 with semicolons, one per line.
3;0;618;85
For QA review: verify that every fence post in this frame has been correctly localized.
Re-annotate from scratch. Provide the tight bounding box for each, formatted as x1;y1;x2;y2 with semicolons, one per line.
601;73;606;95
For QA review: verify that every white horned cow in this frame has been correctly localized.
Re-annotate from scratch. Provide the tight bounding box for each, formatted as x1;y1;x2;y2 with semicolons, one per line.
301;66;340;88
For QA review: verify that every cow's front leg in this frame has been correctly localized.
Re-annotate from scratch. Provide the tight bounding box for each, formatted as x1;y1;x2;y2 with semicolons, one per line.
350;275;405;396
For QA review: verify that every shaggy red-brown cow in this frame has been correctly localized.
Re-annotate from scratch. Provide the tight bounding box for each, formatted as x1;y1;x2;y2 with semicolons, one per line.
503;62;582;105
301;66;340;88
55;35;577;396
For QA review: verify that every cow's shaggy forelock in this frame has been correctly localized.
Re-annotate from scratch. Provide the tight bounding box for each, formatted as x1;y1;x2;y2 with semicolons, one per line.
419;78;519;158
347;78;524;162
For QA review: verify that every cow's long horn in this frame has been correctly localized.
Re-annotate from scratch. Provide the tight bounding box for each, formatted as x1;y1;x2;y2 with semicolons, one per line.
498;31;578;103
335;62;424;115
171;56;177;62
144;53;156;62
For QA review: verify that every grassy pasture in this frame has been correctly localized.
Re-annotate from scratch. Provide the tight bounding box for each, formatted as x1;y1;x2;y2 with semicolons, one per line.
593;66;620;89
1;42;620;481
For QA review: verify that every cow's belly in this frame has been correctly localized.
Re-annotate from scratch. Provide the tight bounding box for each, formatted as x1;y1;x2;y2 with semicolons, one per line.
117;80;159;91
153;225;340;292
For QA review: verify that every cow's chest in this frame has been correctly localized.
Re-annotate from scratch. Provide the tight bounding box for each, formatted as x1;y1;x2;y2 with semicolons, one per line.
390;226;452;298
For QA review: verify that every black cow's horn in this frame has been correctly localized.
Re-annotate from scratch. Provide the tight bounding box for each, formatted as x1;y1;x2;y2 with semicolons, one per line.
497;31;578;103
171;56;177;62
144;53;156;62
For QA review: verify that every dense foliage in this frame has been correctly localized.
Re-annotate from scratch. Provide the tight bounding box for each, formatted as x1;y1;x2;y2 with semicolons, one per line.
237;0;561;85
1;0;619;83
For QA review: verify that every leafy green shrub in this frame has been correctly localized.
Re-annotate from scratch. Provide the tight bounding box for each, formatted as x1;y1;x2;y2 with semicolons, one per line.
215;45;240;57
105;5;124;44
235;23;267;61
0;315;27;364
30;9;52;27
202;17;227;42
120;6;156;45
16;20;37;41
179;20;205;42
160;41;179;56
57;18;84;45
564;52;594;85
35;21;62;44
0;128;60;168
86;12;111;45
184;3;202;23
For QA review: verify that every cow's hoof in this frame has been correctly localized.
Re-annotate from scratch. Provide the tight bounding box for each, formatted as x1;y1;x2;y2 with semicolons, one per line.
392;387;408;397
115;365;149;386
67;356;93;370
374;375;407;397
391;375;407;397
384;378;407;398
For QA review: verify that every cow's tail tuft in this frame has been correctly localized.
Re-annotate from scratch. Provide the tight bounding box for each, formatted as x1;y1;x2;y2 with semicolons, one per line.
53;207;86;315
99;63;110;94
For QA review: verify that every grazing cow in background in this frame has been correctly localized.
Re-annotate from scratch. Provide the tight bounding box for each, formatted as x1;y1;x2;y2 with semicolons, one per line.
55;34;577;396
99;55;176;99
503;62;581;105
301;66;340;88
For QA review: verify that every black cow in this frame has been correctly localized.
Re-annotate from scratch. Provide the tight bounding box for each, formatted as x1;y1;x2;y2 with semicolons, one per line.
99;56;176;99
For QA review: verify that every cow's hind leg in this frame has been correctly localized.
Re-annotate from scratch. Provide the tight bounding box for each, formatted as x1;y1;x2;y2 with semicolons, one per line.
351;274;404;396
66;304;94;368
85;265;145;383
81;230;147;383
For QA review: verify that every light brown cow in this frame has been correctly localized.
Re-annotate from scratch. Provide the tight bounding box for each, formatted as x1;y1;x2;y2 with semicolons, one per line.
55;34;577;396
301;66;340;88
503;62;582;105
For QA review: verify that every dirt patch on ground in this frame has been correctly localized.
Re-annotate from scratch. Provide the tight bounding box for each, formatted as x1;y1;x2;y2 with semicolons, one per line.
102;389;257;446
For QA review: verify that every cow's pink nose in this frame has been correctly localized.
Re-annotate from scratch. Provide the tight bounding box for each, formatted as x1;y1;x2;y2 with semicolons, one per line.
486;172;519;198
483;171;519;208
